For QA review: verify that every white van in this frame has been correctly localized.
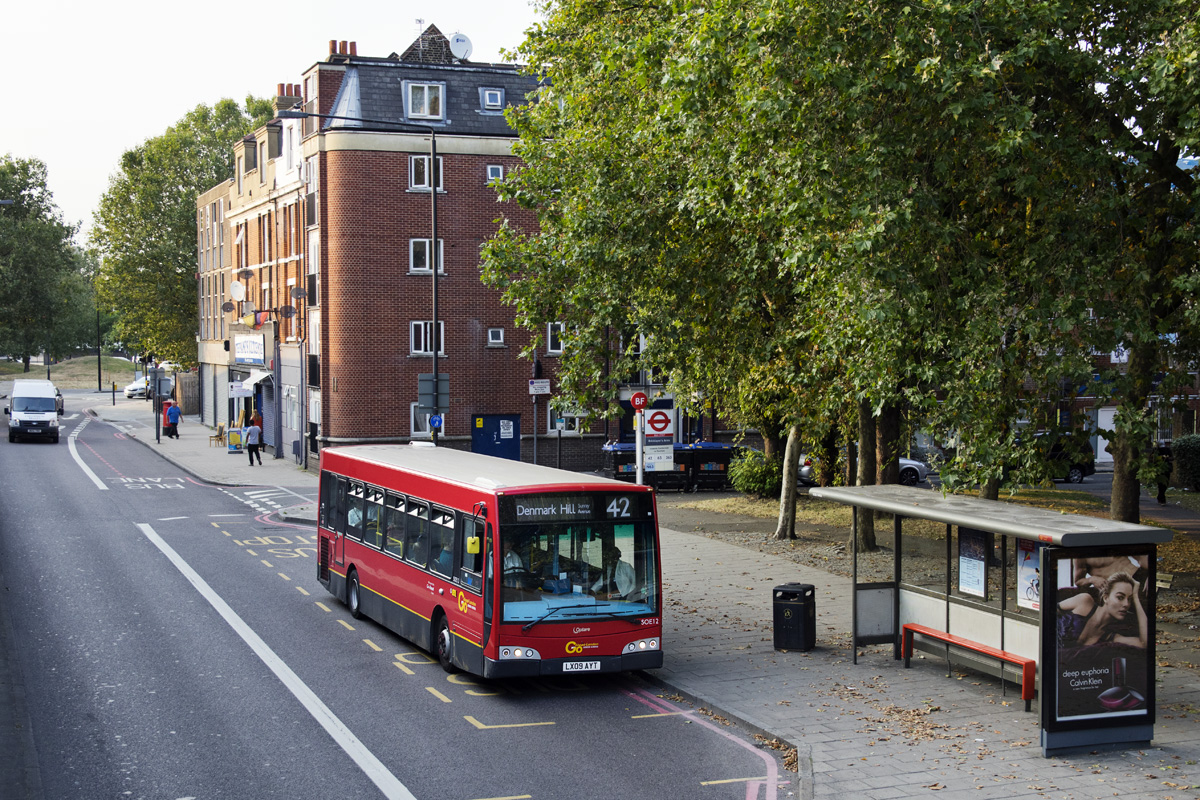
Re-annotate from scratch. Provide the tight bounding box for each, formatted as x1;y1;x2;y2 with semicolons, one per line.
5;379;63;443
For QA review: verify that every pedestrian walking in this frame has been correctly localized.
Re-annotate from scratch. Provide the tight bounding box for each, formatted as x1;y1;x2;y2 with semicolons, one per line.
245;420;263;465
165;402;182;439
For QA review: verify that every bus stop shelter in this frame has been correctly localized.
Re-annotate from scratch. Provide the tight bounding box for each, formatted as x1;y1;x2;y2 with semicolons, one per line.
809;484;1171;756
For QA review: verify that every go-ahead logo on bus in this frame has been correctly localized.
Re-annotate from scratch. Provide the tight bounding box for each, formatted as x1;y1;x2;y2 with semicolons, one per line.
453;589;477;614
564;641;599;654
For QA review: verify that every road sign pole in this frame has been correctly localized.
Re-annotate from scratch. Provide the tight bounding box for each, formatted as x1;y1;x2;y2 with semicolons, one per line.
636;409;645;485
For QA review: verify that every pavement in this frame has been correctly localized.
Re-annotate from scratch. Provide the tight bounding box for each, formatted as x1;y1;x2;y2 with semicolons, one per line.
4;395;1200;799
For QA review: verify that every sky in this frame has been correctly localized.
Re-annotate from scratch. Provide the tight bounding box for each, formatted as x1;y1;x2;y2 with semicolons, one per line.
3;0;544;242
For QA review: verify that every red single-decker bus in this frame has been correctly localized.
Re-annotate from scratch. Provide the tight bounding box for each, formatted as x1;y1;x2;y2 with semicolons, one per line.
316;444;663;677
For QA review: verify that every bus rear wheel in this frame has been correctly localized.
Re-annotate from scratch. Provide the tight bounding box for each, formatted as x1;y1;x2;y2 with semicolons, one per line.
347;570;364;619
434;614;455;673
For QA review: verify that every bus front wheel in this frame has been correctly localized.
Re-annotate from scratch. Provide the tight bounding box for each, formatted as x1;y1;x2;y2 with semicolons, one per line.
434;614;455;673
347;570;364;620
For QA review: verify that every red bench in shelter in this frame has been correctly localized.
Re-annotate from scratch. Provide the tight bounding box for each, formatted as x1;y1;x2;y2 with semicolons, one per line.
901;623;1036;712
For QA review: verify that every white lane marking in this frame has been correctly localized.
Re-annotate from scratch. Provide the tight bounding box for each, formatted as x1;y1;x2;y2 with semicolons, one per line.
68;418;108;490
158;517;189;521
136;523;416;800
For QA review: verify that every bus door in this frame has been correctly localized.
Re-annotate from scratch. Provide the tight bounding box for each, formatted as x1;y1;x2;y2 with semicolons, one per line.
333;476;349;565
455;514;487;644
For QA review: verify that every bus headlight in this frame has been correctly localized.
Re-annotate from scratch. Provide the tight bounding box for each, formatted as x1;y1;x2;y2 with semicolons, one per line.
500;647;542;660
624;638;659;653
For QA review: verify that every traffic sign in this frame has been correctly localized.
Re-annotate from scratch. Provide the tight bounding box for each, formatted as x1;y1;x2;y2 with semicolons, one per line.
646;409;674;435
428;414;443;429
529;379;551;395
630;391;649;410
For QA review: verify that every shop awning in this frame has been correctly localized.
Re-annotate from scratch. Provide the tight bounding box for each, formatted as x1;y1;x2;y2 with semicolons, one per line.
244;370;273;387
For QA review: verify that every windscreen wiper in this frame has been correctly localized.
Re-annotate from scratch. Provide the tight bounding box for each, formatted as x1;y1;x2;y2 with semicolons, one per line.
521;603;594;632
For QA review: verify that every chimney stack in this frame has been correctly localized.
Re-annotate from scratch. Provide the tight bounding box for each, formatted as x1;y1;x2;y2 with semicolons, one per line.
273;82;303;114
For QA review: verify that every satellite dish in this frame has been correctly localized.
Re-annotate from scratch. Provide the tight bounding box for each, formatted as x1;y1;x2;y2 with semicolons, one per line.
279;305;297;319
290;287;307;300
449;32;473;61
230;281;246;301
221;301;235;313
237;269;254;281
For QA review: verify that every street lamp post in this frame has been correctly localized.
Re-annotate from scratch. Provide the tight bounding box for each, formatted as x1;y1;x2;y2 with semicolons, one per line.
276;109;442;444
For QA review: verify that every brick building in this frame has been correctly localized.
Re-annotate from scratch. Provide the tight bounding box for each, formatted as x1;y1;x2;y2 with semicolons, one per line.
197;27;633;470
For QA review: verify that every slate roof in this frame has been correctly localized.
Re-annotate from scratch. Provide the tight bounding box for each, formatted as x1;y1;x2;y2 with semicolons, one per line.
318;26;541;138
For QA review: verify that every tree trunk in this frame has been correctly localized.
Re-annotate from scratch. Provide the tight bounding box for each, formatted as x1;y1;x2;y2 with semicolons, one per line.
761;431;783;461
818;425;838;486
876;403;900;486
775;423;802;540
853;399;877;551
979;476;1001;501
1111;342;1158;522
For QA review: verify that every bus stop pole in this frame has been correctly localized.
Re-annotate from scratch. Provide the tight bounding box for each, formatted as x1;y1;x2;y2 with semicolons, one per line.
635;410;645;486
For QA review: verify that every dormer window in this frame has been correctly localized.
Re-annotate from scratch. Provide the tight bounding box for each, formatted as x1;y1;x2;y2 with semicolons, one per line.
406;82;444;120
482;88;503;110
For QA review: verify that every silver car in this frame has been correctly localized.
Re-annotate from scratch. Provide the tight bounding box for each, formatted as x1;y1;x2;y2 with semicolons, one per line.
798;455;931;486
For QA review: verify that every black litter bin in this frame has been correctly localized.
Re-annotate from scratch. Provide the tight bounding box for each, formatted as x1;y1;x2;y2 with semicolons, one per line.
773;583;815;651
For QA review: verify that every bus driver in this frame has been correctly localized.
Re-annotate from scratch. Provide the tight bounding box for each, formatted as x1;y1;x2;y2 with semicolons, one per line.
591;544;635;599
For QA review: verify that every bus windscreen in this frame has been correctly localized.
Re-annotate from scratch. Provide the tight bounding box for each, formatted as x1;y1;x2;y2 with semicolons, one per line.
498;492;658;625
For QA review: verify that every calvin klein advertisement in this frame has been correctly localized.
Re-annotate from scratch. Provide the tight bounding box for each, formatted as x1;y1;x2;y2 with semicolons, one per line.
1042;545;1155;729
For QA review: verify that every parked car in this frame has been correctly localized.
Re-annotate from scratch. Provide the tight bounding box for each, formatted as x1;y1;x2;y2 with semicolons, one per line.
797;455;932;486
1040;432;1096;484
124;377;150;398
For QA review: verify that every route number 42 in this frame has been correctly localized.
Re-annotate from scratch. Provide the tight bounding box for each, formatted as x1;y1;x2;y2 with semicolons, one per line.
606;497;631;518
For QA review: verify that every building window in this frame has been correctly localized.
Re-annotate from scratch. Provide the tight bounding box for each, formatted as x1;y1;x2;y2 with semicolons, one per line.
259;142;267;184
407;82;444;120
549;407;586;435
487;327;504;346
481;88;504;110
410;156;443;191
547;322;565;355
409;239;444;273
237;156;244;194
410;321;446;356
486;164;503;182
410;403;445;439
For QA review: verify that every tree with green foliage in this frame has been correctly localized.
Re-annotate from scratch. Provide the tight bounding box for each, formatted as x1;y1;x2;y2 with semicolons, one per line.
486;0;1199;533
0;155;83;372
90;97;273;365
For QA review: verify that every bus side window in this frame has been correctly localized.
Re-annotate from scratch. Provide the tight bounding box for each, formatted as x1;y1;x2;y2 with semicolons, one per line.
318;471;336;528
364;486;384;549
429;506;455;578
405;499;429;567
459;516;484;589
346;482;366;541
384;492;405;558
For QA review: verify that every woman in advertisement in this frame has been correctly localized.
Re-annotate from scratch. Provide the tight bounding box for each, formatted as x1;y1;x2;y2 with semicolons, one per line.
1057;572;1147;650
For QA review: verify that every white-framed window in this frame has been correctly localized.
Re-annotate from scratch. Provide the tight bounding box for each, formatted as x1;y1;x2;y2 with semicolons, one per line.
486;164;503;182
482;88;504;110
1111;344;1129;364
411;321;446;355
549;406;586;435
410;155;443;191
283;386;300;430
407;82;444;120
487;327;504;346
259;142;267;184
547;322;565;355
409;239;444;273
237;156;244;194
410;403;445;439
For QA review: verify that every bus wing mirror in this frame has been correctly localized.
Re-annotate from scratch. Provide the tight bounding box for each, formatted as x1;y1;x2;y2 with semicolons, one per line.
466;536;481;555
